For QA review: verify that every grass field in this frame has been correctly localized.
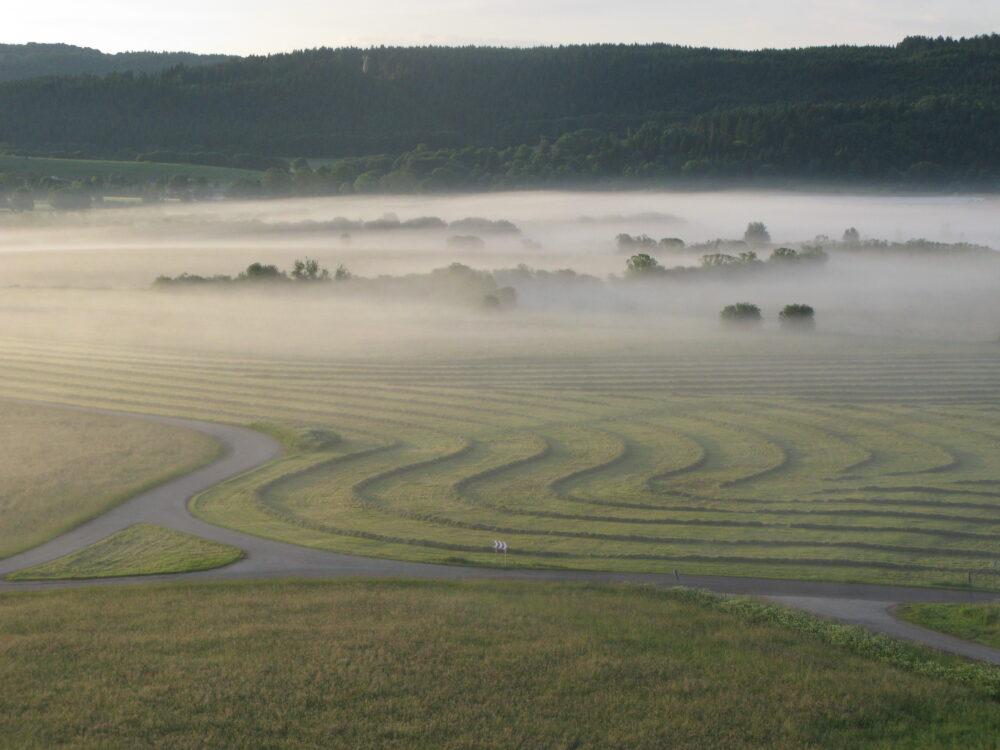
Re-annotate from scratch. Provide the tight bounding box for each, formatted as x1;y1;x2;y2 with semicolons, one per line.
897;603;1000;649
0;401;220;559
7;524;243;580
0;155;258;184
1;580;999;749
2;332;1000;587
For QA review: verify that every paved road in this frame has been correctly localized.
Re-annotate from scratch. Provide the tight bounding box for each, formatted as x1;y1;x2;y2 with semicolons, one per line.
766;596;1000;666
1;399;998;664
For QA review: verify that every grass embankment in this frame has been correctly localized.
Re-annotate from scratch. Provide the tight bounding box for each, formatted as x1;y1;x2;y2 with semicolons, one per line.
4;336;1000;587
7;524;243;580
0;155;257;184
2;581;1000;749
897;603;1000;649
0;401;221;559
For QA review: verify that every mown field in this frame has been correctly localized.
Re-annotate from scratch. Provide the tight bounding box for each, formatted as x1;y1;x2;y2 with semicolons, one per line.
8;524;243;580
2;333;1000;587
2;580;1000;749
0;155;257;184
0;401;220;559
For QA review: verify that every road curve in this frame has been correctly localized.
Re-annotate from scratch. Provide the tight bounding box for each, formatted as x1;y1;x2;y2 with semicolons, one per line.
0;398;285;578
1;398;998;664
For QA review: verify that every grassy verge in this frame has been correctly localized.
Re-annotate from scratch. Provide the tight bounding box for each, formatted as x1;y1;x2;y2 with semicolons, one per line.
6;524;243;580
896;603;1000;650
678;588;1000;696
2;581;1000;749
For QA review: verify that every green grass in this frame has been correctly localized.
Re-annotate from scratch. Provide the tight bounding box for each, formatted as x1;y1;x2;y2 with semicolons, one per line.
896;603;1000;650
0;154;258;184
2;580;1000;749
3;334;1000;586
6;524;243;580
0;401;221;559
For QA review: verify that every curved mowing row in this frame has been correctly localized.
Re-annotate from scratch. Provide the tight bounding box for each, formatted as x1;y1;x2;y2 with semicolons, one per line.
2;336;1000;587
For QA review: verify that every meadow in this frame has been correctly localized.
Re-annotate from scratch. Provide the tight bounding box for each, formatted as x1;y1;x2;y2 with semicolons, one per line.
2;330;1000;588
0;401;220;559
2;580;1000;749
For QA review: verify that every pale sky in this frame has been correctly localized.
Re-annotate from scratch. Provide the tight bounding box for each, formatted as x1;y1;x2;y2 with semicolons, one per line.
8;0;999;54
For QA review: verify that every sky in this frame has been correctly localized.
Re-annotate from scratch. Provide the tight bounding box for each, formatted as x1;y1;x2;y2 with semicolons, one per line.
9;0;999;54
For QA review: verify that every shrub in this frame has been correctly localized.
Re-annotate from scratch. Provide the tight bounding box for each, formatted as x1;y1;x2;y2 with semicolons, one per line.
779;303;816;330
744;221;771;244
720;302;763;326
769;247;799;262
237;262;285;282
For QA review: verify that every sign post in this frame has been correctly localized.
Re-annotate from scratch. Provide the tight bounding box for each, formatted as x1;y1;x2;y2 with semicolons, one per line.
492;540;508;566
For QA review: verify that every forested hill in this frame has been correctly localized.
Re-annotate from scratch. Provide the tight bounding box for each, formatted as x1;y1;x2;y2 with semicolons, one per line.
0;43;232;83
1;36;999;188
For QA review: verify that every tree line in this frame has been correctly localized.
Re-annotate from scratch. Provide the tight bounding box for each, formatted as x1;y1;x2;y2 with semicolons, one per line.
241;97;1000;194
0;43;231;83
0;35;998;190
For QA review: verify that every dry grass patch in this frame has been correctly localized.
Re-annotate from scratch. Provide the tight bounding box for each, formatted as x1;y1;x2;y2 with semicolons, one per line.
0;402;220;558
1;581;1000;749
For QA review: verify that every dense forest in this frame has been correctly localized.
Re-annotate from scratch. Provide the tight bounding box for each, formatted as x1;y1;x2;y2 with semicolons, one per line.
1;35;999;190
0;43;231;82
231;97;999;196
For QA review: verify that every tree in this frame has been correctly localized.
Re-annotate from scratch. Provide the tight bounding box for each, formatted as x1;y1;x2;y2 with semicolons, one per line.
779;303;816;330
799;246;829;264
237;262;285;281
842;227;861;246
617;233;656;251
720;302;763;326
353;171;381;193
625;253;663;277
701;253;739;268
744;222;771;244
291;258;330;281
260;167;291;196
769;247;799;262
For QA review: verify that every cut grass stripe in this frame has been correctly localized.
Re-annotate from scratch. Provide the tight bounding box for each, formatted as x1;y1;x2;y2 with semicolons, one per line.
7;524;243;580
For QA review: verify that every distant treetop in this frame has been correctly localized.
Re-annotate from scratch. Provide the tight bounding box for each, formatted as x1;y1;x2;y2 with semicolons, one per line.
0;42;232;83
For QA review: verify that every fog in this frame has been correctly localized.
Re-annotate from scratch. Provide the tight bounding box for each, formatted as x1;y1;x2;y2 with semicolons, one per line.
1;190;998;359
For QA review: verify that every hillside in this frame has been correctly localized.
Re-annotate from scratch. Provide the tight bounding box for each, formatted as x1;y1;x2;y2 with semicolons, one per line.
0;35;998;188
0;43;231;83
